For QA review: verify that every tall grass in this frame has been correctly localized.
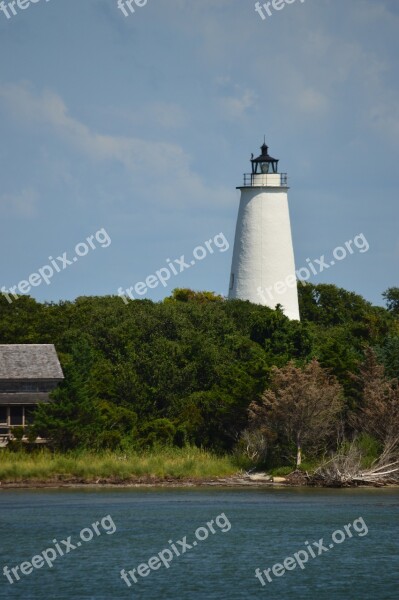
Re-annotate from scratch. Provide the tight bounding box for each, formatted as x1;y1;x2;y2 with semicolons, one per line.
0;447;240;482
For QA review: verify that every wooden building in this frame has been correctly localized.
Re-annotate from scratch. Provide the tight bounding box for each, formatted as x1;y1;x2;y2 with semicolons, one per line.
0;344;64;445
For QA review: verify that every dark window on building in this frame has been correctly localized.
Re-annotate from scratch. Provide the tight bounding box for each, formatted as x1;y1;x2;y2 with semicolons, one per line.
0;381;56;392
21;383;38;392
19;383;43;392
10;406;23;426
0;406;7;424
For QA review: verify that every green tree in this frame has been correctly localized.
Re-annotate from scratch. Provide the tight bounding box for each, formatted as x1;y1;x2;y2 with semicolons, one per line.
383;287;399;316
375;335;399;380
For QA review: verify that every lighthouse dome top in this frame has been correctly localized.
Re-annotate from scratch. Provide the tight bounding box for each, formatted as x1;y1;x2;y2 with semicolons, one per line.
252;142;278;163
251;141;279;174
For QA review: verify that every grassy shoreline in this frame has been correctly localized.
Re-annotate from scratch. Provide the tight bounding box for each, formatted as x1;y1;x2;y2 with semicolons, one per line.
0;447;242;484
3;448;396;489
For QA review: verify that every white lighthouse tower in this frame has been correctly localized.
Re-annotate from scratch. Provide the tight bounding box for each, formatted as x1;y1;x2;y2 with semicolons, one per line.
228;140;300;321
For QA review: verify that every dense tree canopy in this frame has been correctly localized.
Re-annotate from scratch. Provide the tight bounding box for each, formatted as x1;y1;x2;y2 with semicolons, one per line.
0;283;397;453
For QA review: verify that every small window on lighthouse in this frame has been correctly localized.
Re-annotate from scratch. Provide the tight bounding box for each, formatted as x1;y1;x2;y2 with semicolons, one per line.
229;273;234;290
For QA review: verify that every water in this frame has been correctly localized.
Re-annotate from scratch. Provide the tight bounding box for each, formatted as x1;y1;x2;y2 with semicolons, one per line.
0;487;398;599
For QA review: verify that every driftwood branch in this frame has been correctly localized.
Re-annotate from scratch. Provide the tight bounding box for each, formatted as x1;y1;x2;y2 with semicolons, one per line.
310;438;399;487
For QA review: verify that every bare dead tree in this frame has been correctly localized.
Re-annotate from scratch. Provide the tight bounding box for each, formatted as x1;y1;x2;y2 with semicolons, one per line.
354;349;399;449
240;428;270;463
354;348;399;466
249;359;344;468
311;350;399;487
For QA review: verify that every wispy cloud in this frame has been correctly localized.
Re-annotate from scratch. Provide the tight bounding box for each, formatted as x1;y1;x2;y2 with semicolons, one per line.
0;83;231;209
0;83;186;174
297;88;329;115
0;188;37;218
219;89;257;119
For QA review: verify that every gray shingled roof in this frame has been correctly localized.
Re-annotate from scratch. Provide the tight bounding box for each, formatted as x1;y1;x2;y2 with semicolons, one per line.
0;345;64;380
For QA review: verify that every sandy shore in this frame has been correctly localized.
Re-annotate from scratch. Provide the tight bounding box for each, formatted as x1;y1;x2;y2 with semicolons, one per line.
2;472;397;490
0;474;298;490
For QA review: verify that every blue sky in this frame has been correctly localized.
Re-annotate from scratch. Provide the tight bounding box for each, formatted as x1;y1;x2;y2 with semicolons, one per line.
0;0;398;307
